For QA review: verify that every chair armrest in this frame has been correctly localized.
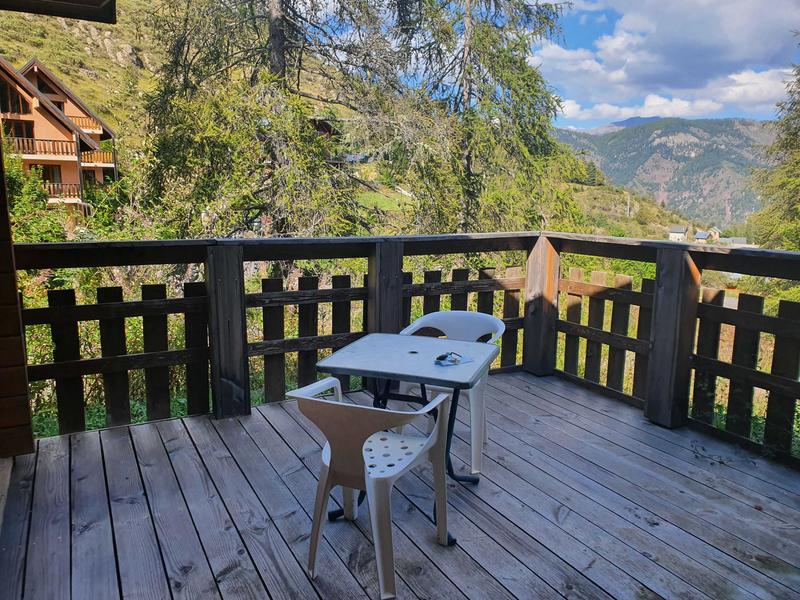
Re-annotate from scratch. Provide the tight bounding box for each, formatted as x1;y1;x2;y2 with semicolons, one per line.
287;377;342;402
398;321;426;336
412;393;450;415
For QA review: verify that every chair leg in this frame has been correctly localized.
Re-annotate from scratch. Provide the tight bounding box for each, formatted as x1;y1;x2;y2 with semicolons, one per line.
343;486;358;520
431;453;449;546
469;390;485;475
308;464;333;578
366;478;397;600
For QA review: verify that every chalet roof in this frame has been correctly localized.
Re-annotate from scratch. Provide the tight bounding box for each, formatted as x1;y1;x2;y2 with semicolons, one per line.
0;0;115;23
19;58;116;139
0;55;98;151
695;230;711;240
669;225;688;234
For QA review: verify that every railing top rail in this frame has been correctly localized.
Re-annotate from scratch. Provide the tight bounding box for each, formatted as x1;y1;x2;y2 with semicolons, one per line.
13;231;800;279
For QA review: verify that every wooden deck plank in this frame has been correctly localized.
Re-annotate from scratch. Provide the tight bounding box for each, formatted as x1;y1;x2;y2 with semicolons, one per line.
487;377;800;567
253;402;463;600
497;373;800;523
101;426;171;600
156;419;268;600
452;398;774;599
0;452;36;599
71;431;120;600
130;423;222;598
182;416;320;600
473;387;799;599
24;435;70;600
537;373;800;496
511;372;800;515
484;376;800;593
211;415;371;600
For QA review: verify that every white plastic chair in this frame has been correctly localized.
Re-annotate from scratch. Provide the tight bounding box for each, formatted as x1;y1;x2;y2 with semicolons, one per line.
397;310;504;475
289;377;451;600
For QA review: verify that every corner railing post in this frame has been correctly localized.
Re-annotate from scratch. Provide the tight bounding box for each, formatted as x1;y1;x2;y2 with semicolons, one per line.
367;240;404;334
206;242;251;418
644;247;700;428
523;235;561;375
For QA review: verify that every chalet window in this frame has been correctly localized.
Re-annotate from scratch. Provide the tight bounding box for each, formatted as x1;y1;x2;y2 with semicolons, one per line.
0;78;31;114
53;101;65;112
32;164;62;183
82;169;97;186
2;119;34;138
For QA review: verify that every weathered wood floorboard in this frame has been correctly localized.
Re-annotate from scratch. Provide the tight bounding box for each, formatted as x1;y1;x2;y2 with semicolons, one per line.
2;374;798;600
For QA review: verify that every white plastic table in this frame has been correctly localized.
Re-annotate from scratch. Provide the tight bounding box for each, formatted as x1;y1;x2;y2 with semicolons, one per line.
317;333;500;485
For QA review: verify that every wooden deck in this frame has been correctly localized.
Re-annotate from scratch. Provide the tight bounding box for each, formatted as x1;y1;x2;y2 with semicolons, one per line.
2;372;800;600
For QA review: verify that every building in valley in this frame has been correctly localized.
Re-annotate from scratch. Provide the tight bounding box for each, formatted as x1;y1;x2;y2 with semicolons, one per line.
0;56;117;222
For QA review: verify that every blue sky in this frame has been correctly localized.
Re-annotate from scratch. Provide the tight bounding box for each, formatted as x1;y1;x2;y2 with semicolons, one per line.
532;1;800;129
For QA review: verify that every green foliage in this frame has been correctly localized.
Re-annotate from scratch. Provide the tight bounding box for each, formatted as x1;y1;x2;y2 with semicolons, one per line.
750;60;800;251
4;145;65;243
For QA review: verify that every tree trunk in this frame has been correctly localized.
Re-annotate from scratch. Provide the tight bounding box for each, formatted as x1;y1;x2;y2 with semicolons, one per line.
459;0;477;232
268;0;288;81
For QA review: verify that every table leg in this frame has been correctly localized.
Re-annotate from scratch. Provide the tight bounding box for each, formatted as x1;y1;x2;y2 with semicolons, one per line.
445;388;479;484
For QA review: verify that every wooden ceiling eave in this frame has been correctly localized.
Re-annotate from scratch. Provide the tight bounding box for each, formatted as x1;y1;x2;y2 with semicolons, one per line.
0;0;116;24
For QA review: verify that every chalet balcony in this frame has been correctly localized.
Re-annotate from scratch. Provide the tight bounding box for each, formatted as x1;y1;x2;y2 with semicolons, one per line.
2;233;799;599
43;181;80;199
68;115;103;133
10;136;76;158
80;149;114;166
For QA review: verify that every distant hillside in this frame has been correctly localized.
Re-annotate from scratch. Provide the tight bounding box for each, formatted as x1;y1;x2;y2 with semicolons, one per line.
556;118;775;225
569;183;696;240
0;0;157;132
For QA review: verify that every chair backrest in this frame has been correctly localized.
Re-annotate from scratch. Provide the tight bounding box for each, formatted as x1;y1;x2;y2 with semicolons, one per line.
399;310;505;344
290;378;449;488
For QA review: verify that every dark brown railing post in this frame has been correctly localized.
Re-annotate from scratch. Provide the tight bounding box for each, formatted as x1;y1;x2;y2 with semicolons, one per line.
367;240;403;334
523;235;560;375
0;140;34;456
206;242;250;418
644;247;701;428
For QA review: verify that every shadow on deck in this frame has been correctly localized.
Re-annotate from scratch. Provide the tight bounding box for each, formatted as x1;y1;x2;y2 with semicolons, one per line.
2;372;799;599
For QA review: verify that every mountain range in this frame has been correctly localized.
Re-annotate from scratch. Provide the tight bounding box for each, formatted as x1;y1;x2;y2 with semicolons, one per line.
556;117;775;225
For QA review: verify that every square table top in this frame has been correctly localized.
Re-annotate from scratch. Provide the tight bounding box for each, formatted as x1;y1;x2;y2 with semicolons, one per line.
317;333;500;389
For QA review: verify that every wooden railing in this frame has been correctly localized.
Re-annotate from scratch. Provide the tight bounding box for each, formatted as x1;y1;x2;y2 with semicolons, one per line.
81;150;114;164
43;182;81;198
69;115;102;131
10;137;76;156
10;233;800;461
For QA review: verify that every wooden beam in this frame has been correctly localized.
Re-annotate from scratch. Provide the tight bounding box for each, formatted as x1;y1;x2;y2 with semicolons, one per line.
644;248;701;428
0;0;117;24
206;245;250;418
522;236;560;375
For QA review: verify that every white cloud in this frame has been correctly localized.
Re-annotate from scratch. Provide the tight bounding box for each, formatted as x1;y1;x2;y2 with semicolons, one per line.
535;0;799;122
563;94;723;121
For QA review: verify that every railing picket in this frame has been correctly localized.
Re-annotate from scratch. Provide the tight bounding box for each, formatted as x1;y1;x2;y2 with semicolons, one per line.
262;278;286;401
764;299;800;451
563;268;584;376
584;271;607;382
297;276;319;386
97;286;130;426
690;288;725;424
142;284;170;420
331;275;352;391
725;293;764;437
450;268;470;311
183;282;209;415
48;289;84;434
632;278;654;399
401;272;412;327
477;267;496;319
423;270;442;314
607;274;633;391
500;267;522;367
